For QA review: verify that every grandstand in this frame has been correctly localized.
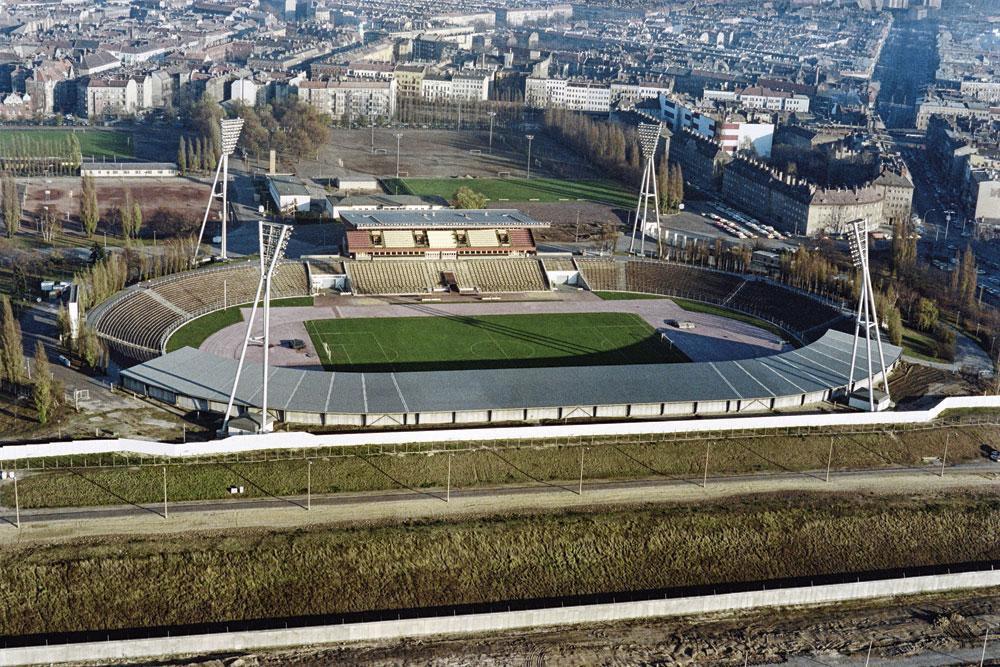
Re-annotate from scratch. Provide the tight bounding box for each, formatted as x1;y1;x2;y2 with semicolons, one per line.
342;209;547;259
89;262;310;361
345;259;548;295
577;259;845;341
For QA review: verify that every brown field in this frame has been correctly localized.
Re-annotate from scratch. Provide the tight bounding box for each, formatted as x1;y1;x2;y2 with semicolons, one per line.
0;490;997;638
22;177;212;238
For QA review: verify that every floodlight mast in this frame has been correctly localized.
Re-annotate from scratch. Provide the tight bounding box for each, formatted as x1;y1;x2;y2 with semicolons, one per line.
195;117;244;264
220;220;292;435
629;123;663;257
846;219;890;411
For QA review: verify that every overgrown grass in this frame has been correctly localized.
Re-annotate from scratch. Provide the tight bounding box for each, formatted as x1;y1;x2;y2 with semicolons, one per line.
672;297;790;340
902;327;945;362
305;312;688;371
5;425;994;509
166;297;314;352
390;177;635;208
1;491;997;637
0;129;132;158
593;291;667;301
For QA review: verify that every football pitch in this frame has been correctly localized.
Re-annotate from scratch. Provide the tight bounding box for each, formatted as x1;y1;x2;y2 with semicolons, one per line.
389;177;635;208
304;312;688;372
0;129;133;158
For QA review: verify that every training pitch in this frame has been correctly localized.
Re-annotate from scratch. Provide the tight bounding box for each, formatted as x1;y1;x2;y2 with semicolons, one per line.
304;312;687;372
390;177;635;208
0;129;133;158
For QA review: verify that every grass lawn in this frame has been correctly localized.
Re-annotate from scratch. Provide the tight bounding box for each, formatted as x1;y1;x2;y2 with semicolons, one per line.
1;490;997;637
593;291;667;301
388;177;635;208
902;327;945;363
304;312;687;371
0;129;133;158
166;296;314;352
672;297;790;341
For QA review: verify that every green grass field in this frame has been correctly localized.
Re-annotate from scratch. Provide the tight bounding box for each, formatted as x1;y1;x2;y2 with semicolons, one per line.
0;129;133;158
902;326;946;362
304;312;687;371
388;177;635;208
166;297;315;352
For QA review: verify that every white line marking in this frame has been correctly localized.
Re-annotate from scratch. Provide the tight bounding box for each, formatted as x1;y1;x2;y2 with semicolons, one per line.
732;360;776;396
709;362;743;399
390;373;409;412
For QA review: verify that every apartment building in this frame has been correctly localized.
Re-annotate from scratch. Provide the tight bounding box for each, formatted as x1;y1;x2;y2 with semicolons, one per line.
296;78;397;120
704;86;811;113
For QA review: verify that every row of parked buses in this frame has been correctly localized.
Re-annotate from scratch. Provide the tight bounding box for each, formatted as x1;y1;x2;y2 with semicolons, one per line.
707;206;787;241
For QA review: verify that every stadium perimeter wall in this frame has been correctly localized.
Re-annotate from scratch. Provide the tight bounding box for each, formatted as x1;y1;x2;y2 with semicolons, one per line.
1;569;997;666
2;395;998;461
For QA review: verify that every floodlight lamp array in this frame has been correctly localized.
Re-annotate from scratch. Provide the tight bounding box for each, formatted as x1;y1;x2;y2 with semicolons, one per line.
847;220;868;269
637;123;662;160
220;118;245;155
260;222;292;267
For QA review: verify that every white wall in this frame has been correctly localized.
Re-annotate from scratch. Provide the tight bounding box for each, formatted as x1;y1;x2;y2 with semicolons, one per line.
1;569;996;667
2;395;998;462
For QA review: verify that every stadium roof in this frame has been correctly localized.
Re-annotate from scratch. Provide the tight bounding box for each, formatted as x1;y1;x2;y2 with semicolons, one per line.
341;209;549;230
122;330;900;416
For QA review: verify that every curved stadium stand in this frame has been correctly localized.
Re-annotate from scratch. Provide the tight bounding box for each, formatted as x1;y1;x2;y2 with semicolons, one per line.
576;258;847;342
345;258;548;296
89;261;310;362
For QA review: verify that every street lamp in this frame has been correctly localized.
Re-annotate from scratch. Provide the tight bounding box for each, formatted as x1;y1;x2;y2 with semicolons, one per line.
370;123;375;155
394;132;403;178
487;111;496;154
525;134;534;180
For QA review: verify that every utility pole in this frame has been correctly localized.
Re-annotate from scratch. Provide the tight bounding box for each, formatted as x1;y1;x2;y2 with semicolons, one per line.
162;466;168;519
980;626;990;667
370;123;375;155
12;468;20;529
575;211;581;243
941;432;949;477
525;134;534;180
487;111;496;154
864;639;872;667
307;460;312;510
578;448;585;495
703;442;711;488
394;133;403;178
826;436;833;483
446;454;452;503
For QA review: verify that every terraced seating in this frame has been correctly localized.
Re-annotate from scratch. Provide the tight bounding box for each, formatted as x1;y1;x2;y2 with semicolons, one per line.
624;261;744;302
91;262;310;361
467;229;500;247
541;257;575;272
727;281;841;332
346;259;549;295
575;259;625;290
383;230;417;248
427;230;457;248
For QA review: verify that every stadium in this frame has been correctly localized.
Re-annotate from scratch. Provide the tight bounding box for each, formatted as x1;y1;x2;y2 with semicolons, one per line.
87;206;900;431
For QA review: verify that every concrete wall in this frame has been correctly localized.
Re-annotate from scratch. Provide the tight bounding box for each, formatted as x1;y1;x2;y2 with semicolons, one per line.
2;395;999;462
2;569;997;667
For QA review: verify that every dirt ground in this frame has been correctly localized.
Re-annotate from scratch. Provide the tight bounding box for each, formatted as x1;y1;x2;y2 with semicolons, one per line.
890;362;990;409
21;176;212;236
210;589;999;667
287;128;604;182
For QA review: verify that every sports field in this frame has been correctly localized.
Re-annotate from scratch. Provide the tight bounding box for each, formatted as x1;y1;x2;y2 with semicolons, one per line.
305;312;687;371
0;129;132;158
389;177;634;208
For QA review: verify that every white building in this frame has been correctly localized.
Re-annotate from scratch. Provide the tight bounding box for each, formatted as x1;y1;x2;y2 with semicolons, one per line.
229;78;260;107
524;77;611;112
296;78;397;121
419;71;490;102
704;87;810;113
720;121;775;157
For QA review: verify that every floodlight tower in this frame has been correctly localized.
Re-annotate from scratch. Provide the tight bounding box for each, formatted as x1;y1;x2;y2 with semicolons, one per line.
847;218;890;411
629;123;663;257
220;221;293;435
195;117;245;263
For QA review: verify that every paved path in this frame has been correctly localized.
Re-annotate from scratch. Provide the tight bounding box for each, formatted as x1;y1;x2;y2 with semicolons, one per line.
199;296;793;368
903;327;994;375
